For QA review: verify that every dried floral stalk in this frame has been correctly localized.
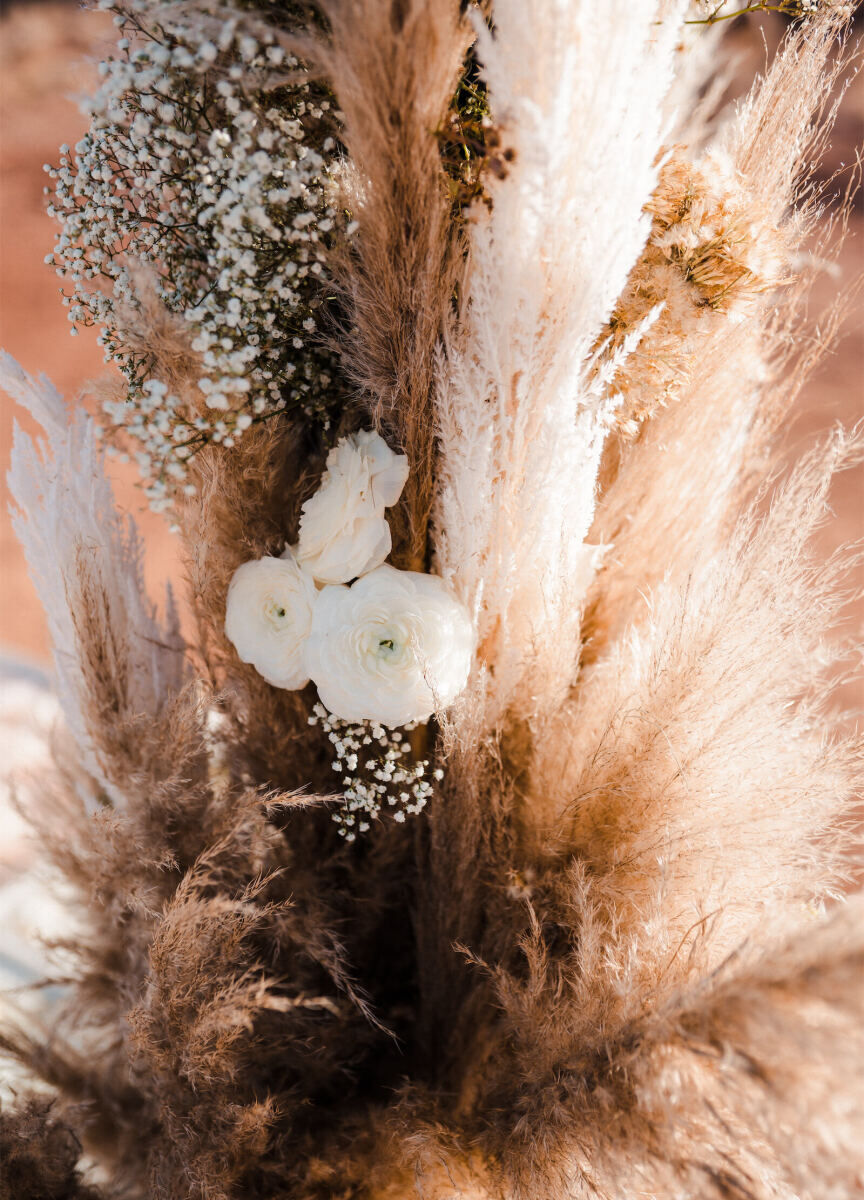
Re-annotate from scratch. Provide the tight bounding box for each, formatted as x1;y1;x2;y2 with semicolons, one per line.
583;9;850;662
3;353;188;804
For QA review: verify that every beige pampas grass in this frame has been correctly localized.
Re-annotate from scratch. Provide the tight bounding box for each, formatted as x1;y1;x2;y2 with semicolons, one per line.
423;0;695;1057
0;4;861;1198
536;429;863;969
585;12;851;662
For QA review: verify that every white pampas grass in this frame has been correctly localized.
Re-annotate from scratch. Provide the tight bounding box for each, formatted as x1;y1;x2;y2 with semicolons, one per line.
3;353;187;802
434;0;688;732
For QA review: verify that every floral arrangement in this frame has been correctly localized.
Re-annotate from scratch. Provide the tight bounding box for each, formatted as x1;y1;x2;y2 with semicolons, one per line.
224;429;472;835
1;1;862;1198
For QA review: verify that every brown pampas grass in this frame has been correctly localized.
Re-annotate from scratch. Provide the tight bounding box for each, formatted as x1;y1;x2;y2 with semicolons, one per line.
308;0;472;570
0;1096;101;1200
0;2;861;1197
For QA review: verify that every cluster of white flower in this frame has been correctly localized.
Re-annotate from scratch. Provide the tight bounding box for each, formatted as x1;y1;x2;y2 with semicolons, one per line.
224;431;474;833
224;430;474;723
44;0;343;509
308;704;443;840
99;378;199;506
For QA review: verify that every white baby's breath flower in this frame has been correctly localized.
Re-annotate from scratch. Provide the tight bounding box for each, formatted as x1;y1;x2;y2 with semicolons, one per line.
307;704;438;839
303;564;474;727
48;8;344;510
296;430;409;584
225;552;316;688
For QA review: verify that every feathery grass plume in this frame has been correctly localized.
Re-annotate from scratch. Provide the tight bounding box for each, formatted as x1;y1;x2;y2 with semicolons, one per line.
300;0;471;572
597;7;850;445
0;1095;102;1200
289;902;864;1197
663;18;729;147
534;428;863;972
1;357;374;1195
405;434;864;1188
434;0;689;735
384;421;864;1189
3;354;188;804
583;9;851;662
0;758;373;1197
643;896;864;1198
461;895;864;1200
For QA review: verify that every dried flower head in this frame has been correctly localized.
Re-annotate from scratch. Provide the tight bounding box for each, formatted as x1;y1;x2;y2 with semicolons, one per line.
600;148;790;434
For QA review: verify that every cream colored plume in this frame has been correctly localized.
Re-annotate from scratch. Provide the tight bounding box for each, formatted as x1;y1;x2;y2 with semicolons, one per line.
536;430;863;965
3;354;187;802
434;0;688;732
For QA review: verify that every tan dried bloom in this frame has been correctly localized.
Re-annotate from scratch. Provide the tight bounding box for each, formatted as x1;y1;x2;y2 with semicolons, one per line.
602;147;790;434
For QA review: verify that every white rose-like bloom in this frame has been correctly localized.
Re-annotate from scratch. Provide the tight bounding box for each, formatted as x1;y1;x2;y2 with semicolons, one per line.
224;553;316;689
304;564;474;727
296;430;409;584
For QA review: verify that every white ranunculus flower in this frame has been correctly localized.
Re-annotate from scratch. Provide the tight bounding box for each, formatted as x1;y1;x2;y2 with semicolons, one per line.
224;553;316;689
303;564;474;727
296;429;409;584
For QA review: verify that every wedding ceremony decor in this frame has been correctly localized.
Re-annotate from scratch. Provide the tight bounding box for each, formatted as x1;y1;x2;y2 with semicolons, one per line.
0;1;861;1197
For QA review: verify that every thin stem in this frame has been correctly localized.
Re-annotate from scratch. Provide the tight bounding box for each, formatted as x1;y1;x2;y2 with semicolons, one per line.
685;1;808;24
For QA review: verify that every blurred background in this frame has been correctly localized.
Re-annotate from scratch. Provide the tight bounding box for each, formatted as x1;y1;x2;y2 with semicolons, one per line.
0;2;860;994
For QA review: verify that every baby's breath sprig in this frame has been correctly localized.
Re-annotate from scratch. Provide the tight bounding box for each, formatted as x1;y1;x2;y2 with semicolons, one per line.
45;0;345;511
308;704;442;842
